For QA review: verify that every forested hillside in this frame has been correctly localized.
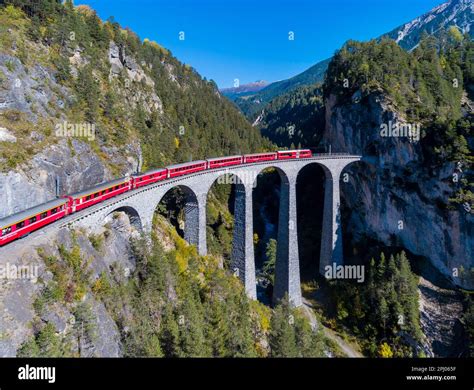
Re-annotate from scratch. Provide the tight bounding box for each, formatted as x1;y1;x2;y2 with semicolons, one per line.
257;84;325;148
324;35;473;204
0;0;271;174
15;213;335;358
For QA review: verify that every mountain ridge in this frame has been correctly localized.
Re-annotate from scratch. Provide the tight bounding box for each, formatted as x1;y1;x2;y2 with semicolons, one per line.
228;0;473;119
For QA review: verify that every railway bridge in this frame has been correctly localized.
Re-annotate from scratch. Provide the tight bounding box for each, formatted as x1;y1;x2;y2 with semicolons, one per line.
59;154;361;307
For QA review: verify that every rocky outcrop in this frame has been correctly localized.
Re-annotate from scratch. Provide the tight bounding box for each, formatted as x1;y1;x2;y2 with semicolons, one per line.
0;127;16;142
0;53;71;121
0;211;138;357
0;138;141;219
323;92;473;289
108;41;163;115
418;277;466;357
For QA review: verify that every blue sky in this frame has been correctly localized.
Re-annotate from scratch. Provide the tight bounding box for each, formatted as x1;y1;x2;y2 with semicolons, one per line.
78;0;443;88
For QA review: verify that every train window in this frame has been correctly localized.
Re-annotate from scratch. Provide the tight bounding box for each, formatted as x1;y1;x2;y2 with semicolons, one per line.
41;212;48;219
16;221;25;229
86;195;91;201
2;226;12;235
29;216;37;223
52;208;58;214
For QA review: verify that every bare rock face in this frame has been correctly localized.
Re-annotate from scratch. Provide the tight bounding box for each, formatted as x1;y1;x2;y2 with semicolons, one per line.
324;92;473;289
108;41;163;115
0;53;70;121
0;271;43;356
418;277;466;357
0;127;16;142
0;138;141;219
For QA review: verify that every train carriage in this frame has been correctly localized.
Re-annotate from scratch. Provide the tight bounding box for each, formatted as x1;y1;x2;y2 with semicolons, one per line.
277;149;312;160
243;152;277;163
66;178;132;213
0;198;69;246
132;168;168;189
167;160;207;178
206;155;243;169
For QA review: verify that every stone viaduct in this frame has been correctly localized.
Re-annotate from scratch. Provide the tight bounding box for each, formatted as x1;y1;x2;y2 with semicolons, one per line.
60;154;361;307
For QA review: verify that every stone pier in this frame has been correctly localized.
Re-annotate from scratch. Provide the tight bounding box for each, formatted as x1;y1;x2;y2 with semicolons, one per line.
273;174;302;307
231;182;257;299
319;163;345;277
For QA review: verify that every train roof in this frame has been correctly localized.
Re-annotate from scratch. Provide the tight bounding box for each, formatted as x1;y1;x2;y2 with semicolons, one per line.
0;198;68;228
277;149;311;153
244;152;277;157
69;177;129;199
206;155;242;162
167;160;207;170
133;167;167;177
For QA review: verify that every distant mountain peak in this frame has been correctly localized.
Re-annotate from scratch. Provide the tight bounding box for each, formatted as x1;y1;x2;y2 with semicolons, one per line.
220;80;269;95
387;0;473;50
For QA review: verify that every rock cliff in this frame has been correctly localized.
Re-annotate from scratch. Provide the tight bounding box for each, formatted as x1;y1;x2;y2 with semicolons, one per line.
323;92;473;289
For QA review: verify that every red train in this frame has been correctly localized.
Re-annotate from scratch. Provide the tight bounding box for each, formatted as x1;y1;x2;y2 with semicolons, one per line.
133;168;167;189
167;161;207;178
0;150;312;246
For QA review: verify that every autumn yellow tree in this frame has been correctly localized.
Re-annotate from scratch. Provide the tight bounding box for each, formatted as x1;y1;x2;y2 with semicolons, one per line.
378;342;393;358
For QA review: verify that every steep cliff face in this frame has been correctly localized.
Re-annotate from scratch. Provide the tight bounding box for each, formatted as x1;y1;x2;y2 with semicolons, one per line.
0;211;137;357
323;92;473;289
0;138;141;218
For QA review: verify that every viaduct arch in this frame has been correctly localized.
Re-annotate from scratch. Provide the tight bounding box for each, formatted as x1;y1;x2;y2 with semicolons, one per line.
60;154;361;307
